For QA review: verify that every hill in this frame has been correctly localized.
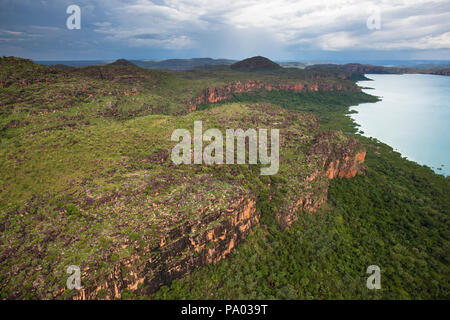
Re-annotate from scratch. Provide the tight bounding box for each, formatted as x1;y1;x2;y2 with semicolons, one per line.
109;59;137;67
231;56;282;71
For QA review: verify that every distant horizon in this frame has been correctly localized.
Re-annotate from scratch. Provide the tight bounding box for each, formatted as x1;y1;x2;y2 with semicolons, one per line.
31;57;450;63
30;57;450;69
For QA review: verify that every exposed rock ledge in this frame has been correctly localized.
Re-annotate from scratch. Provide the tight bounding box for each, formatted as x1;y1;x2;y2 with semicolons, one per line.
72;196;258;299
187;79;360;111
277;131;366;228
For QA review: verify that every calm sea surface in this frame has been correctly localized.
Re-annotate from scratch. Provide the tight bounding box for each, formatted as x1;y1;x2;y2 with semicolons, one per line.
351;74;450;176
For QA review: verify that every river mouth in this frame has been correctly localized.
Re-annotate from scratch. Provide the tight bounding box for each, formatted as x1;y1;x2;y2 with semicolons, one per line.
350;73;450;176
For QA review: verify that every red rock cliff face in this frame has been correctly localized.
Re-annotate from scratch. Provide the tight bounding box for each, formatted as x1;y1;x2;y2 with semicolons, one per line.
188;80;360;111
71;196;258;300
277;131;366;228
325;151;366;179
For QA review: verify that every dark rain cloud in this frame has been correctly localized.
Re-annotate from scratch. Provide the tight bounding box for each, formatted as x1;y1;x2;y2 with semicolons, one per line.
0;0;449;61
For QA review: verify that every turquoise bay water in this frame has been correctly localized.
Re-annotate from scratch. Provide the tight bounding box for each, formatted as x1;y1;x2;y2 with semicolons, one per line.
350;74;450;176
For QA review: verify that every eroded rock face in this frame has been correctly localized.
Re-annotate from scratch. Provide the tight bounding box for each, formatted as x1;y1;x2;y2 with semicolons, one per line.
326;151;366;179
72;197;258;299
277;131;366;228
310;130;366;179
188;80;360;111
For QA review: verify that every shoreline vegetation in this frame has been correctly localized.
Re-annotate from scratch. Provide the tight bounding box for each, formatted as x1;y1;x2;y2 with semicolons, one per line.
0;56;448;300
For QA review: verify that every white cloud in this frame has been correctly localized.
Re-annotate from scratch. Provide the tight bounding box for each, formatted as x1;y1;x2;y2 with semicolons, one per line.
130;35;194;49
2;0;449;57
92;22;112;27
318;32;359;51
90;0;450;51
0;29;24;35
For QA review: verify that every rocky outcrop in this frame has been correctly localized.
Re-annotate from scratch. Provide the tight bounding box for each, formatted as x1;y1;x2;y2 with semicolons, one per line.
277;131;366;228
71;196;258;299
325;151;366;179
310;130;366;179
188;80;359;111
1;58;369;300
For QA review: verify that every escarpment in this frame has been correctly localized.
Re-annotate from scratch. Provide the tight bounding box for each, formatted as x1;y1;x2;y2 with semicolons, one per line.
276;130;366;228
57;104;366;299
187;80;360;111
310;130;366;180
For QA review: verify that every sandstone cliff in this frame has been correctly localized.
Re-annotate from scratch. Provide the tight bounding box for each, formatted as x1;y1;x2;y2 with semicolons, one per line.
277;130;366;228
73;196;258;299
187;80;360;111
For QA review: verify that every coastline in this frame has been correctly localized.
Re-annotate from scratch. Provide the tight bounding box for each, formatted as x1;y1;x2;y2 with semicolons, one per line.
350;74;449;177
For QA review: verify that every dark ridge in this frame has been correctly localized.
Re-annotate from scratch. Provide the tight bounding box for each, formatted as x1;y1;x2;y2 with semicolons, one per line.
133;58;236;70
231;56;282;71
109;59;137;67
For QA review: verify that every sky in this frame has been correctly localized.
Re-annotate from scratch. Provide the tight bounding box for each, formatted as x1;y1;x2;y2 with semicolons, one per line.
0;0;449;61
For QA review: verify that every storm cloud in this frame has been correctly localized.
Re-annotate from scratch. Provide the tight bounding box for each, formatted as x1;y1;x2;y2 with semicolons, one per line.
0;0;449;60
